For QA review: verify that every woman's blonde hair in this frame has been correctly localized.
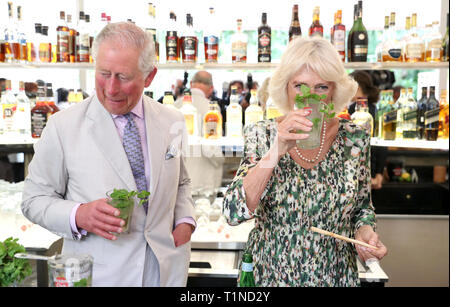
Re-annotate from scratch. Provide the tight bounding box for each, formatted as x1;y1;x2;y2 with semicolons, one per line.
269;37;357;114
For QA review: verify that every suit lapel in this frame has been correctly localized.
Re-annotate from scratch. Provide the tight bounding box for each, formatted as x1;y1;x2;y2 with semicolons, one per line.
86;95;137;191
143;96;166;207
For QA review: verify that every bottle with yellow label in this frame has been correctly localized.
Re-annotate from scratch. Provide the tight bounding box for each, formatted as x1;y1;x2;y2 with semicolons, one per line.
265;97;282;120
245;89;263;125
203;100;222;139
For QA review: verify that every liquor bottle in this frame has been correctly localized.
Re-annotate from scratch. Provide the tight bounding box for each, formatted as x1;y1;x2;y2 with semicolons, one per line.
424;86;440;140
351;98;374;136
231;19;247;63
180;89;198;136
226;86;243;137
376;16;390;62
67;89;76;105
289;4;301;41
382;90;397;140
405;13;425;62
31;83;53;138
395;88;407;139
400;17;411;62
162;91;177;110
166;11;179;63
67;14;77;63
56;11;70;62
14;81;31;138
331;10;345;62
180;14;198;63
203;100;223;139
77;11;90;63
417;87;428;139
39;25;52;63
401;88;419;140
347;1;368;62
45;83;59;114
438;89;448;139
382;12;402;62
265;97;283;119
75;89;84;102
16;6;27;63
4;2;17;63
245;90;263;125
426;21;443;62
309;6;323;38
443;13;449;61
374;90;388;138
0;80;17;136
30;23;42;63
258;13;271;63
204;7;219;63
84;14;94;63
239;253;256;287
146;3;159;63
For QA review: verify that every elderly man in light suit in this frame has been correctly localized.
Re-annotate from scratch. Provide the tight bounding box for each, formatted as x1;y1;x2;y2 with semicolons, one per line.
21;22;195;286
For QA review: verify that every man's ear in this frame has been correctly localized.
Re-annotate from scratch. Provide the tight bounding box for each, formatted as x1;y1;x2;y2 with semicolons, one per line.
144;67;158;87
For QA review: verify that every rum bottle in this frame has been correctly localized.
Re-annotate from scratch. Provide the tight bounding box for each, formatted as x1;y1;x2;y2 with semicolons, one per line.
31;83;52;139
231;19;247;63
226;86;243;137
67;14;77;63
146;3;159;63
382;12;402;62
331;10;346;62
405;13;425;62
166;11;179;63
14;81;31;138
289;4;301;41
204;7;219;63
180;89;198;136
245;90;263;125
426;21;443;62
258;13;271;63
4;2;17;63
309;6;323;38
351;98;374;136
347;1;368;62
424;86;440;140
180;14;198;63
39;25;52;63
395;88;407;139
77;11;90;63
16;6;27;63
203;100;222;139
56;11;70;62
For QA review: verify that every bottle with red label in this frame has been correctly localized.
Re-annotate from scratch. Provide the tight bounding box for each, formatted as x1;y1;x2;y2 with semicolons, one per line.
165;11;179;63
204;7;219;63
331;10;346;62
309;6;323;38
258;13;271;63
180;14;198;63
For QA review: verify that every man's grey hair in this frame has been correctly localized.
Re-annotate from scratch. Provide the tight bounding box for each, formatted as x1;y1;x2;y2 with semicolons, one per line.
191;71;213;86
92;22;156;76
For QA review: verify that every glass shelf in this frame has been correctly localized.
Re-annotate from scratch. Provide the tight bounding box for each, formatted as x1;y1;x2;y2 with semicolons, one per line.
1;62;448;70
370;138;449;150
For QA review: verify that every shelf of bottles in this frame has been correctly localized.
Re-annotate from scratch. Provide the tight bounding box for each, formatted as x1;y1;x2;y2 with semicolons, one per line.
1;61;449;71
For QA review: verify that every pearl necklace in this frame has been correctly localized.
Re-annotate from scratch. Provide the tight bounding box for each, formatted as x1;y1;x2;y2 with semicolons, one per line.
294;121;327;164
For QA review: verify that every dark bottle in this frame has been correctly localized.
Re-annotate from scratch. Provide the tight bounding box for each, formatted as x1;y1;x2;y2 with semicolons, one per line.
309;6;323;37
417;87;428;139
166;11;179;63
180;14;198;63
239;253;256;287
424;86;440;141
347;1;368;62
258;13;271;63
289;4;302;41
31;83;53;138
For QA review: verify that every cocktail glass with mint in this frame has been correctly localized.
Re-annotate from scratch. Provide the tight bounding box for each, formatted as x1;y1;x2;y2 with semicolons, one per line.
106;189;150;234
295;84;335;149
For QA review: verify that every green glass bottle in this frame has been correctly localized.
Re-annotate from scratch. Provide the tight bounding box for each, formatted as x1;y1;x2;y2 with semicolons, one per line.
239;253;256;287
347;0;368;62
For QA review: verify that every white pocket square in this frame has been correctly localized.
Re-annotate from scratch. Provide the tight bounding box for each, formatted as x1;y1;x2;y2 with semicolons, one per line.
165;145;179;160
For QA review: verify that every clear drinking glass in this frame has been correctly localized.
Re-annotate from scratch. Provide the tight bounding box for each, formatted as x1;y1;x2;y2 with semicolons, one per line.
106;190;135;234
295;99;325;149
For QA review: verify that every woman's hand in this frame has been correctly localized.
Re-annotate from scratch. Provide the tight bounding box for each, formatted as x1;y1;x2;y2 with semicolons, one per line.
355;225;388;262
275;109;313;157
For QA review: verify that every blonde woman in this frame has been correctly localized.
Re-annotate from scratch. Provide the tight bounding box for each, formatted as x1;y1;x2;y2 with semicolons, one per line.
223;37;387;287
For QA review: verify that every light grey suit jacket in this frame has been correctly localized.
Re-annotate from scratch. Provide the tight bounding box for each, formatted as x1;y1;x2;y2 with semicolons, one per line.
21;94;195;286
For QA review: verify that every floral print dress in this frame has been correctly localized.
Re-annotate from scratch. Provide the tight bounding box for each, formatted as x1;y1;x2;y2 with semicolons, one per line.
222;119;376;287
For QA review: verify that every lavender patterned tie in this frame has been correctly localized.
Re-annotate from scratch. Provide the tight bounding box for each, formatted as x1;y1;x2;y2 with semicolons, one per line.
122;113;148;213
